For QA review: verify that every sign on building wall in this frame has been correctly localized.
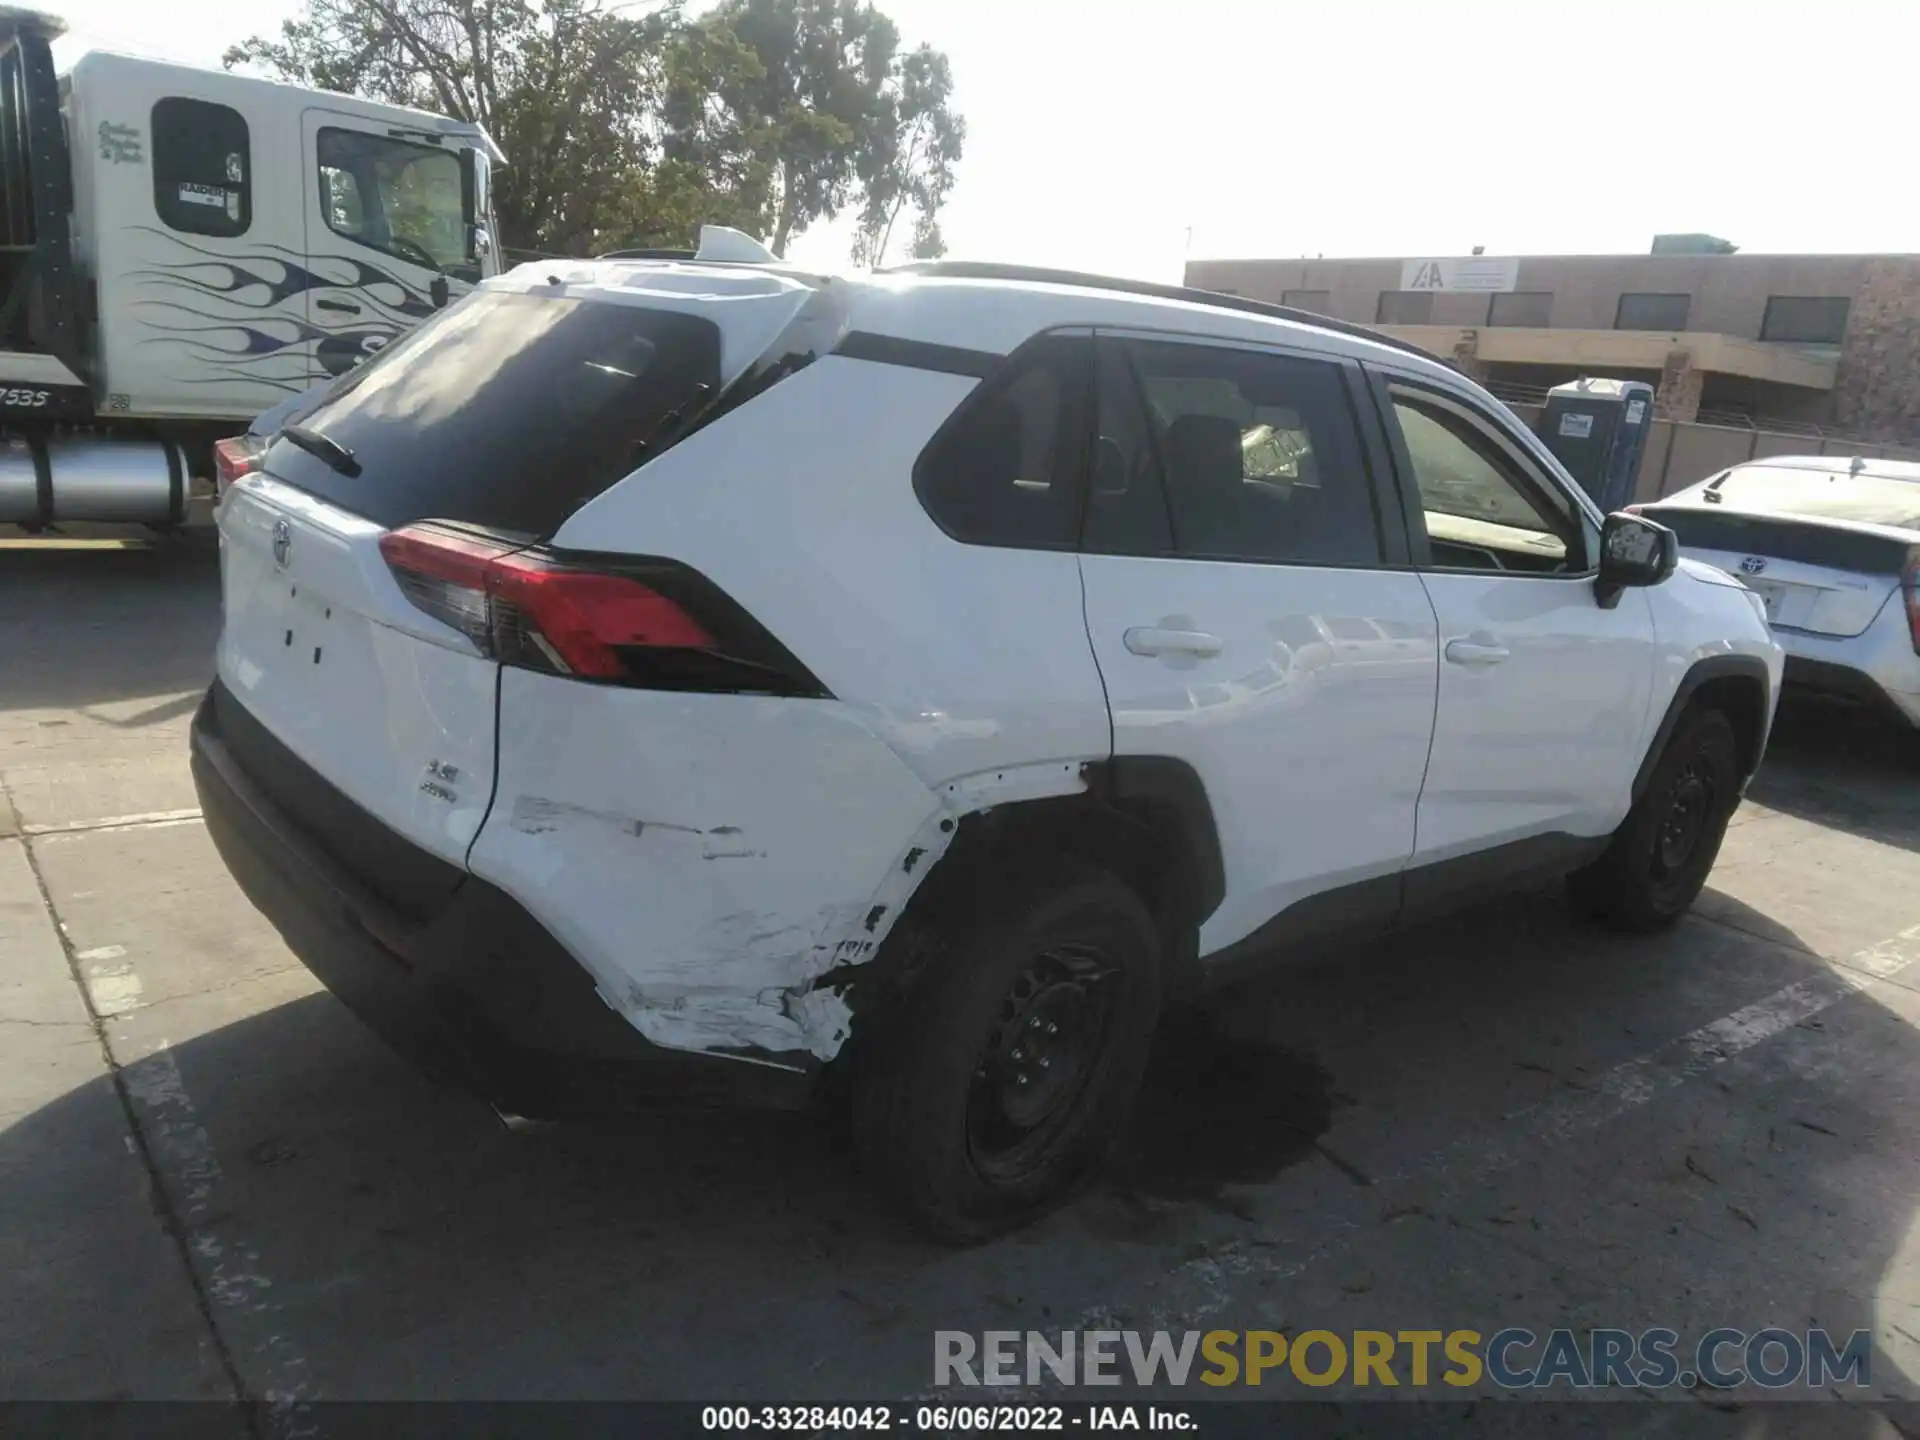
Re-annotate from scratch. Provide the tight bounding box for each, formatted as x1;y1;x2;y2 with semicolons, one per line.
1400;257;1520;293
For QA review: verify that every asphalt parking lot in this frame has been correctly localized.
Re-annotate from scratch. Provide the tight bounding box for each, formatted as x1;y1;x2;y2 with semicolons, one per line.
5;542;1920;1433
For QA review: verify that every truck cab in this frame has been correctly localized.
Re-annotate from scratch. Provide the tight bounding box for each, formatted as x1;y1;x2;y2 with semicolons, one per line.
0;6;504;528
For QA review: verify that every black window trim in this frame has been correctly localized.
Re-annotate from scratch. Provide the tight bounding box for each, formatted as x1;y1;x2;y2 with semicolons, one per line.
908;325;1094;555
151;95;252;239
1084;325;1408;571
1363;365;1602;579
315;124;473;276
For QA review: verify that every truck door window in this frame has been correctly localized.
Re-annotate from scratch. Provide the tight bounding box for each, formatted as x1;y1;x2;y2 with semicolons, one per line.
152;98;250;238
316;128;473;278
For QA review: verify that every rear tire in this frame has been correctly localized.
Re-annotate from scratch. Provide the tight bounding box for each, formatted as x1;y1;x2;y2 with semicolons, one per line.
851;859;1164;1243
1570;706;1741;932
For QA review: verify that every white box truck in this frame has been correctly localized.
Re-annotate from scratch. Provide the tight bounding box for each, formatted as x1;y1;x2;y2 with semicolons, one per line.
0;6;503;528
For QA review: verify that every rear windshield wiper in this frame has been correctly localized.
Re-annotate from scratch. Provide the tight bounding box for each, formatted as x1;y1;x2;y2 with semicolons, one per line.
280;423;362;478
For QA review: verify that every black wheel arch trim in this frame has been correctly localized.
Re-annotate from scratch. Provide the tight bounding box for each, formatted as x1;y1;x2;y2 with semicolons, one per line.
1631;653;1774;803
1082;755;1226;926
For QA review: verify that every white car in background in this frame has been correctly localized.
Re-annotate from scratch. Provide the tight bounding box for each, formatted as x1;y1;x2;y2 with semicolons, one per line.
1634;457;1920;731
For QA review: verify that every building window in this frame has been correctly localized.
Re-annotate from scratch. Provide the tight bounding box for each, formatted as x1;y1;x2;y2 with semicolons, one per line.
1614;293;1691;331
1487;291;1552;327
152;98;250;238
1760;296;1850;344
1376;291;1434;324
1281;289;1331;314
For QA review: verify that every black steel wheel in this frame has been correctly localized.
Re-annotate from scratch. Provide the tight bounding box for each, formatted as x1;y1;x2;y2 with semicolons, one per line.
1571;706;1742;931
852;860;1163;1242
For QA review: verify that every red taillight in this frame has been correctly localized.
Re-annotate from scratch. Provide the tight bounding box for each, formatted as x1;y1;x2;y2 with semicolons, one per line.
377;523;815;695
488;558;714;678
1904;547;1920;656
212;435;265;489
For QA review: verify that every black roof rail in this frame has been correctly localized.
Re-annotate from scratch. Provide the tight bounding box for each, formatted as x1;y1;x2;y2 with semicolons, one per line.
596;246;698;261
877;260;1440;364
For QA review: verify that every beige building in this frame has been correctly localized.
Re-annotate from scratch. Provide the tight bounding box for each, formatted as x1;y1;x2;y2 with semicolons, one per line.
1183;245;1920;446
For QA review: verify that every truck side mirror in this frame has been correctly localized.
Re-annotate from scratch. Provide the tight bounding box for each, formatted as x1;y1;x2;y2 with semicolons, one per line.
430;276;450;309
1595;511;1677;610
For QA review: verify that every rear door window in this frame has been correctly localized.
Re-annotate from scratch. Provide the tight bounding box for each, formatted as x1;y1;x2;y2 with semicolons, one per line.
1087;337;1384;567
262;291;722;535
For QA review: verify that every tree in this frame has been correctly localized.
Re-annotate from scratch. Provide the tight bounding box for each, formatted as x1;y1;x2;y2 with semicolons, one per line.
656;0;966;259
226;0;678;256
851;44;962;266
226;0;963;260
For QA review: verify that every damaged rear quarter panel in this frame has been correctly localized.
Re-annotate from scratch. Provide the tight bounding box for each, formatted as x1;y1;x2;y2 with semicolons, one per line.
468;669;953;1061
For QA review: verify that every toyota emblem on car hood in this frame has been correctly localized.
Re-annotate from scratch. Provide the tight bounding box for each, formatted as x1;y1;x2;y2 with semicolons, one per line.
1739;555;1767;575
271;518;292;569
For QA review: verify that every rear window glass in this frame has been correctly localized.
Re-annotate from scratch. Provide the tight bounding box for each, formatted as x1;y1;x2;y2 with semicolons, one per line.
1697;465;1920;531
263;291;723;535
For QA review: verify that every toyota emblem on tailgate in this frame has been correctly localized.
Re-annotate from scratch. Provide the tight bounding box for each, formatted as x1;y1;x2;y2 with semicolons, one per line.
271;518;292;568
1739;555;1767;575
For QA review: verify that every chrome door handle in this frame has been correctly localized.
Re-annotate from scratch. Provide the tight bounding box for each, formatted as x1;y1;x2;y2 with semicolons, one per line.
1444;638;1511;666
1124;627;1224;658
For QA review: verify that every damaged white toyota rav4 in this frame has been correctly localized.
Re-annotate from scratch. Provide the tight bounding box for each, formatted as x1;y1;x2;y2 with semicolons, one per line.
194;238;1783;1240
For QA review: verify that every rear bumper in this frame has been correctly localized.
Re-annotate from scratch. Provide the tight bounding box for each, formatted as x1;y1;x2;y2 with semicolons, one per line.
1774;615;1920;729
190;686;816;1115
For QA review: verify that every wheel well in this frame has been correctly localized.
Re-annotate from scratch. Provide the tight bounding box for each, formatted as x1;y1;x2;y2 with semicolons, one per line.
845;765;1221;1036
1630;657;1774;805
1686;674;1769;782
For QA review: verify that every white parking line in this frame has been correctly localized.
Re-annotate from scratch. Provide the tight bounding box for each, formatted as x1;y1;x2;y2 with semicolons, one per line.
23;817;204;840
1107;919;1920;1334
23;808;204;838
11;814;318;1436
118;1043;316;1433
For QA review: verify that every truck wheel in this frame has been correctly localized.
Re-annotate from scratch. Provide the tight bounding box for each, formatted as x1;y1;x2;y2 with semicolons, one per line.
1570;706;1740;932
851;859;1164;1243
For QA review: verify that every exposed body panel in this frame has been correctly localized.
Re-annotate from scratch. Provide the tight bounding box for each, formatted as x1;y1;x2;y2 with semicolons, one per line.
469;671;953;1060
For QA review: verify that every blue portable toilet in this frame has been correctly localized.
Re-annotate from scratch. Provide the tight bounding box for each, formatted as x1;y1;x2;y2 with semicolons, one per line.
1536;377;1655;513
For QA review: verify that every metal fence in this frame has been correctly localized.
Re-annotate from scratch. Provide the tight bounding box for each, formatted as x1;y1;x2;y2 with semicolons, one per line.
1495;395;1920;502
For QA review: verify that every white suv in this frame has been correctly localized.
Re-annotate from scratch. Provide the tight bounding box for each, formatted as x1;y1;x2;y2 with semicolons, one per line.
193;247;1783;1239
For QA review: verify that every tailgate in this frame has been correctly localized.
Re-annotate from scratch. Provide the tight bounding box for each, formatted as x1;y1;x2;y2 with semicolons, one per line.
1680;545;1897;637
216;475;499;866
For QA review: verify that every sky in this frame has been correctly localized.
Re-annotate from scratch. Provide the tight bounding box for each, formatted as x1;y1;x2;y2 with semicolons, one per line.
50;0;1920;281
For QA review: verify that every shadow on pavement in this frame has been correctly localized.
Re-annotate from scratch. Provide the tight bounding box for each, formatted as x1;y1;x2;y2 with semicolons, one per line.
0;545;220;716
5;880;1918;1407
1749;699;1920;856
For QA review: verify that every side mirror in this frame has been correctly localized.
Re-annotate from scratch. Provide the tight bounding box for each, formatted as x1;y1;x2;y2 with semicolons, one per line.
1595;510;1677;609
471;224;493;258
